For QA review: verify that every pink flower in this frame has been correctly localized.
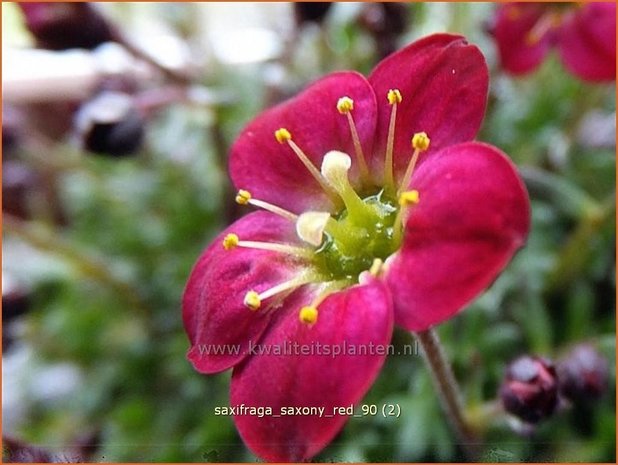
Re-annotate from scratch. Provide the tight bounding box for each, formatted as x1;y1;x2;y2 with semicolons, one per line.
490;2;616;81
183;33;530;461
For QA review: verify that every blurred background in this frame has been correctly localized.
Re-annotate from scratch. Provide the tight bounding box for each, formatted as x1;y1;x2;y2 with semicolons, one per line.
2;2;615;462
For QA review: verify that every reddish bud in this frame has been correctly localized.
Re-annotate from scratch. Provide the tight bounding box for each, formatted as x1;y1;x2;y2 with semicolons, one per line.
500;356;559;423
558;344;609;403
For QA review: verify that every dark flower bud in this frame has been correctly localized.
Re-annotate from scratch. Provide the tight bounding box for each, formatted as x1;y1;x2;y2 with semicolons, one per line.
557;344;609;403
358;3;409;59
500;356;559;423
3;436;54;463
2;274;32;352
2;161;38;220
294;3;332;25
18;2;114;51
74;91;144;157
3;106;25;157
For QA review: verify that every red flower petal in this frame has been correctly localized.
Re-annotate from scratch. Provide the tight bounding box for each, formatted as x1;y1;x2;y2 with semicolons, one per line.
183;212;307;374
387;142;530;331
230;278;393;461
230;72;377;214
558;3;616;82
368;33;488;182
491;3;551;76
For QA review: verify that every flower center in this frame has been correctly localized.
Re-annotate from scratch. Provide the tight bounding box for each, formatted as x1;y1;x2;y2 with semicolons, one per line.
312;187;399;281
226;89;429;325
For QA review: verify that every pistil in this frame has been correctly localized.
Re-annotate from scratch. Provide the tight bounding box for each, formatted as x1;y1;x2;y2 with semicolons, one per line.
321;150;377;224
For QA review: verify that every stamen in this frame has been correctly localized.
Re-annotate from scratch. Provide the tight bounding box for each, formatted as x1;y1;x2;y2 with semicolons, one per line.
525;12;561;45
274;128;292;143
387;89;402;105
337;96;370;185
236;189;298;222
392;190;420;246
245;274;317;311
384;89;402;190
222;233;313;259
399;190;420;206
336;96;354;114
398;132;430;196
223;233;239;250
244;291;261;311
321;151;375;222
299;306;318;324
297;279;348;325
274;127;340;205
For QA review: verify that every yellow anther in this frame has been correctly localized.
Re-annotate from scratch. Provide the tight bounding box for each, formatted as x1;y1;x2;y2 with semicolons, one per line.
244;291;261;311
387;89;402;105
235;189;252;205
274;128;292;144
411;132;430;152
336;96;354;114
223;233;239;250
399;190;420;207
338;96;370;184
299;306;318;325
384;89;402;189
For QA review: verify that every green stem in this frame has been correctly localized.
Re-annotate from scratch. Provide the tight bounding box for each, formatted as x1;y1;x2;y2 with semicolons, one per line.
547;190;616;290
415;328;480;460
4;215;148;316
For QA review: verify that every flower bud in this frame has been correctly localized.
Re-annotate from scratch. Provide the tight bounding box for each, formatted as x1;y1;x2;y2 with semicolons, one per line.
557;344;609;403
18;2;114;51
500;356;559;423
294;3;332;25
2;161;38;220
74;91;144;157
358;3;409;59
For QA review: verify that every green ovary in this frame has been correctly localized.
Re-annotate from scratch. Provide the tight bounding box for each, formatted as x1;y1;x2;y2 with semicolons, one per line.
313;190;401;281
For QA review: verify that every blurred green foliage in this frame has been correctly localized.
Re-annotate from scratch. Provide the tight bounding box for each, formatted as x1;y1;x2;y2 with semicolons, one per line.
3;2;615;462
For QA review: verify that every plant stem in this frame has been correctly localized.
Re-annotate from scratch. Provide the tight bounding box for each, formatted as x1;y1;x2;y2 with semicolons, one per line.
4;215;148;317
415;328;480;460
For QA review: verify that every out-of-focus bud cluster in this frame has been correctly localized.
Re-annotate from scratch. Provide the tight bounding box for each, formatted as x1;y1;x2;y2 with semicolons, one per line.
18;2;115;51
294;3;332;26
74;91;145;158
358;3;410;59
557;344;609;403
500;356;559;424
7;2;151;165
500;345;610;428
